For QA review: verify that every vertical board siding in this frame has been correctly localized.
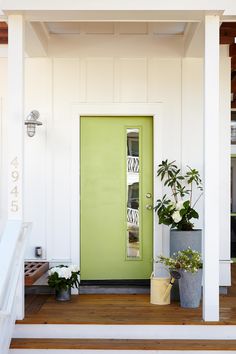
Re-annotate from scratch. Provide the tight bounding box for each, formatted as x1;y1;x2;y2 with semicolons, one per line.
0;58;7;235
1;55;189;262
24;58;52;259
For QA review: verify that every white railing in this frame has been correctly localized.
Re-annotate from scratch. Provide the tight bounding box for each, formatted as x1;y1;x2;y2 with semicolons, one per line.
127;156;139;173
127;207;139;226
0;220;31;354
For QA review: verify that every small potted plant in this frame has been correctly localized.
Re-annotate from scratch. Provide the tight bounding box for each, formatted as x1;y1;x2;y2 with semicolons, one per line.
157;248;202;308
48;265;80;301
155;160;203;255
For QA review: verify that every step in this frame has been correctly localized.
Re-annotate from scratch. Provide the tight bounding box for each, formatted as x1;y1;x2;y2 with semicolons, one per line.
13;323;236;340
10;338;236;351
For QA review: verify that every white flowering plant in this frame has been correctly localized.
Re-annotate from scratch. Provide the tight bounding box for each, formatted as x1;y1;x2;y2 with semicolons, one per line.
157;248;202;273
48;265;80;292
154;160;203;231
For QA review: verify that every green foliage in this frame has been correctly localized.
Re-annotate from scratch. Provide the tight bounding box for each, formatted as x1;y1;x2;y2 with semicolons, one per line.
155;160;203;231
48;265;80;292
157;248;202;273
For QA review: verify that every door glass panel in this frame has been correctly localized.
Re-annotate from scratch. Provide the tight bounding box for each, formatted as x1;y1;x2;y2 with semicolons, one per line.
126;128;140;259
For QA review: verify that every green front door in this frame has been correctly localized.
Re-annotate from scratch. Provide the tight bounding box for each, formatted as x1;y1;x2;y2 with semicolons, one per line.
81;116;153;280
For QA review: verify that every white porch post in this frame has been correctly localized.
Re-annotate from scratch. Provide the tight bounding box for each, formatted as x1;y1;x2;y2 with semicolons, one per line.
7;15;25;220
7;15;25;320
203;15;220;321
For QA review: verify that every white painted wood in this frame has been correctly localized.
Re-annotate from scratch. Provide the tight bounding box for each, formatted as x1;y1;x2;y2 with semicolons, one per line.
25;22;48;57
181;58;203;229
50;58;79;262
219;47;231;265
86;58;114;102
0;221;31;353
0;59;8;234
13;323;236;340
24;58;52;260
119;58;147;102
49;36;183;59
7;15;25;220
203;15;220;322
153;112;164;265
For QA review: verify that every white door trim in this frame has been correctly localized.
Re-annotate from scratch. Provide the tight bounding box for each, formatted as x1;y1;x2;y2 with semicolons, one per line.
70;103;163;273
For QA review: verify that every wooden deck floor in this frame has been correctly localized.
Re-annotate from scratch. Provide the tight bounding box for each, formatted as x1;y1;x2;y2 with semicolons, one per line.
16;292;236;325
17;265;236;325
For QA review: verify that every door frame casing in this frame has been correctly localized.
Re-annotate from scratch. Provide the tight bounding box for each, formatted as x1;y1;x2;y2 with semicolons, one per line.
70;103;163;276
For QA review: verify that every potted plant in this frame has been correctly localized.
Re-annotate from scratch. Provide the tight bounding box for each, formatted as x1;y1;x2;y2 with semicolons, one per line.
48;265;80;301
157;248;203;308
154;160;203;255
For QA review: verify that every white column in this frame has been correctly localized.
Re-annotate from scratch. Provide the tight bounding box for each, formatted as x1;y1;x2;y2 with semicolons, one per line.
203;15;220;321
7;15;25;220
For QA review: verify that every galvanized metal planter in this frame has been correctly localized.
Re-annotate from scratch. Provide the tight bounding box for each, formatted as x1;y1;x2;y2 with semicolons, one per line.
179;269;202;308
170;229;202;302
170;229;202;255
55;287;71;301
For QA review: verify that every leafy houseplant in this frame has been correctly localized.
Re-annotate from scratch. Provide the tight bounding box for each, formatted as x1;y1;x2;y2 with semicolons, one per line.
157;248;202;308
155;160;203;231
48;265;80;301
157;248;202;274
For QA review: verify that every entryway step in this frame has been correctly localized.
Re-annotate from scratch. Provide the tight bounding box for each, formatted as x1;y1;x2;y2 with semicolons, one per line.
10;338;236;350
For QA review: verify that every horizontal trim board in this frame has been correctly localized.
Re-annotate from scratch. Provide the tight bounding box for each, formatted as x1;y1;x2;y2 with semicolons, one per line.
10;338;236;350
80;280;150;286
13;324;236;340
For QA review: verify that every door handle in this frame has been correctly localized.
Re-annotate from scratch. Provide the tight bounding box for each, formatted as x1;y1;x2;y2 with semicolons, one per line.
145;204;153;210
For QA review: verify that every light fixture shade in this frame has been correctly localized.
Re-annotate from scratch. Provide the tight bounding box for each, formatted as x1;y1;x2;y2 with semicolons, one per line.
26;123;36;137
25;110;42;137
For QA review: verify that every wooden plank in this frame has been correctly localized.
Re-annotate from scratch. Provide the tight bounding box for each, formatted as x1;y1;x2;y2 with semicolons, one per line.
220;36;235;45
221;28;236;37
24;262;49;286
230;44;236;57
232;57;236;70
10;338;236;350
14;292;236;325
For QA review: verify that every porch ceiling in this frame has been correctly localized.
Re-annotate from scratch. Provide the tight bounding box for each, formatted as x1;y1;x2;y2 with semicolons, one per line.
45;21;187;35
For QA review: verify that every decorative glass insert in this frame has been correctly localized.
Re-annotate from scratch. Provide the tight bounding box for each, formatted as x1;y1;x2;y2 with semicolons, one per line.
126;128;140;259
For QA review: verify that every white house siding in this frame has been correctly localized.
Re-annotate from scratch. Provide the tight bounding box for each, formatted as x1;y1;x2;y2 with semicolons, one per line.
0;30;231;283
0;58;7;236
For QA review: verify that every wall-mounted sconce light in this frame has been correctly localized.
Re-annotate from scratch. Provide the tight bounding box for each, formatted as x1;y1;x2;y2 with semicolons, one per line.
25;110;42;137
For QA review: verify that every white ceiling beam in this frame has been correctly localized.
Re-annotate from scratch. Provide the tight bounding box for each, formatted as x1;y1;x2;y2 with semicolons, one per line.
1;10;223;23
183;21;204;57
0;0;233;11
25;21;48;57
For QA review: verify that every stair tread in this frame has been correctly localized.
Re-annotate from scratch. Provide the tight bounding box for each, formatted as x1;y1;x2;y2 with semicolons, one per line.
10;338;236;350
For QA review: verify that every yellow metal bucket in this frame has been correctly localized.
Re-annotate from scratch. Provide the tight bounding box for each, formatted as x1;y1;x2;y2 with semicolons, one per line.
150;273;171;305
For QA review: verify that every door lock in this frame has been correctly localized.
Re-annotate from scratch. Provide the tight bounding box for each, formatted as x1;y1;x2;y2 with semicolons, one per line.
145;204;153;210
145;193;152;198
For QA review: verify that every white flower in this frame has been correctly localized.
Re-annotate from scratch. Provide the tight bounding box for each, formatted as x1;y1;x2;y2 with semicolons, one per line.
176;201;184;210
57;267;72;279
172;210;182;223
48;267;58;276
68;264;80;273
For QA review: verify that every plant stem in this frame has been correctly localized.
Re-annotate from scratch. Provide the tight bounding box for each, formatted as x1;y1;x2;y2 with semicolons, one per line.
192;192;203;209
190;182;193;207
